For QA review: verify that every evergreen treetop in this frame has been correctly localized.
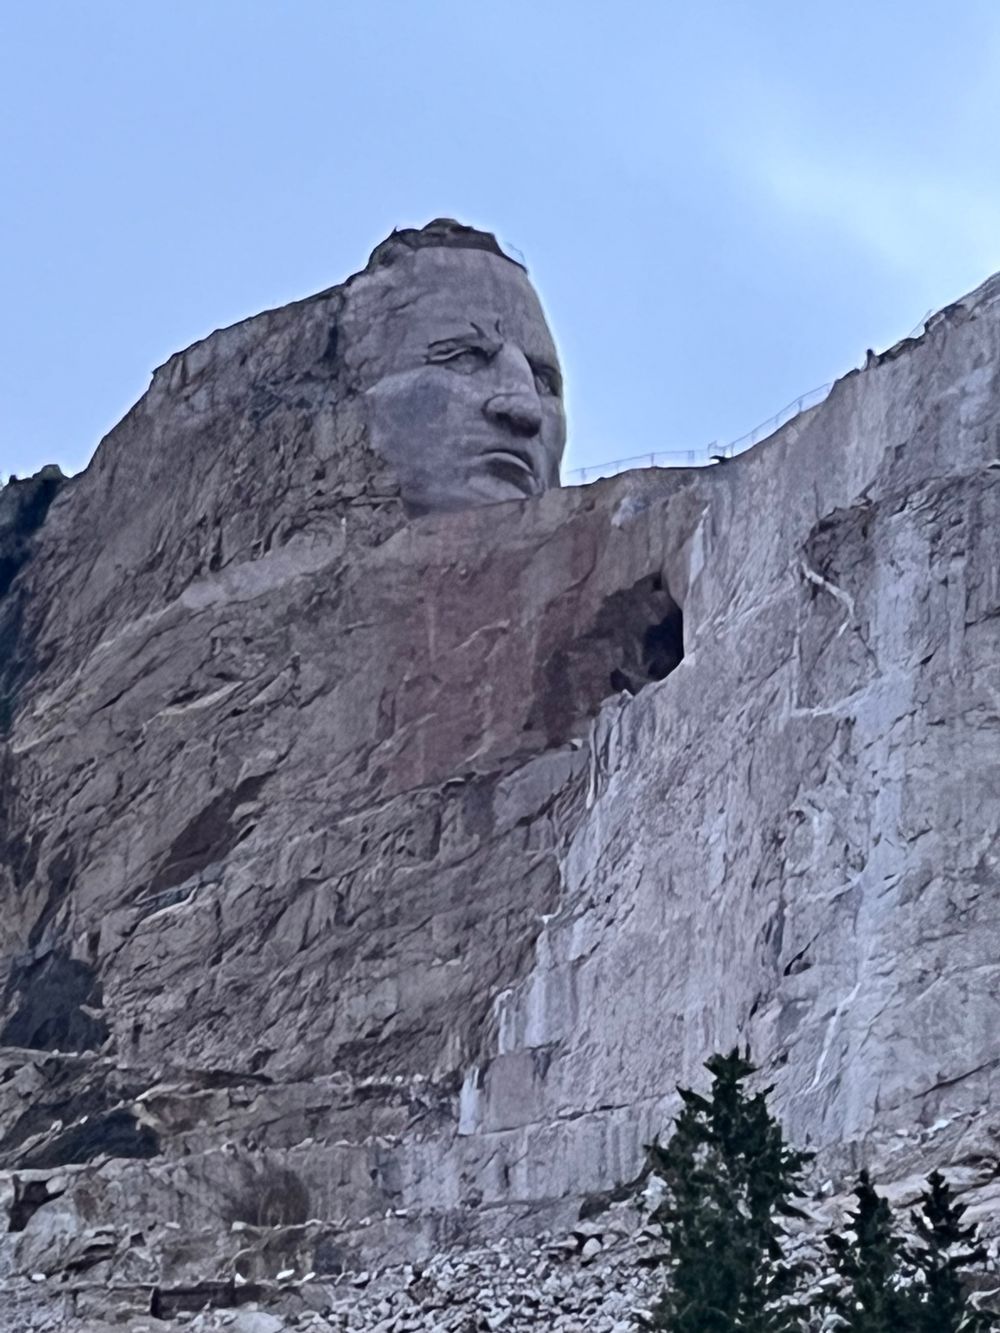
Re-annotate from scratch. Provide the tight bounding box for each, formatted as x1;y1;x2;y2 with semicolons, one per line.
823;1170;917;1332
641;1048;813;1333
906;1170;997;1333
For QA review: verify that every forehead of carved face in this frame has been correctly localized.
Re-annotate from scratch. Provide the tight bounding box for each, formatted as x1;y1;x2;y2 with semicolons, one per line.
344;246;566;515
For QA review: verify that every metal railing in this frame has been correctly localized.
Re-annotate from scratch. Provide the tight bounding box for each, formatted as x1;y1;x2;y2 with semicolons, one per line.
564;381;833;485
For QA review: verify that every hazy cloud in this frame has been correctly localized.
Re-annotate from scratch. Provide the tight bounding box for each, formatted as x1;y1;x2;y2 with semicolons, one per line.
760;152;1000;286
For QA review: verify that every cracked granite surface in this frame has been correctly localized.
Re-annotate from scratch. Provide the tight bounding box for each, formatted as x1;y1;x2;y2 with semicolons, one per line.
1;265;999;1320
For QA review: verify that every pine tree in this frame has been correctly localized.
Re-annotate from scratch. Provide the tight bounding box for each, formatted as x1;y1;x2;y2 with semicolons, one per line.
906;1171;997;1332
820;1171;919;1332
640;1048;813;1332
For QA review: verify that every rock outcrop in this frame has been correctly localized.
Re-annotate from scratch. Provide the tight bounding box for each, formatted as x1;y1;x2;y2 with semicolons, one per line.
1;227;999;1328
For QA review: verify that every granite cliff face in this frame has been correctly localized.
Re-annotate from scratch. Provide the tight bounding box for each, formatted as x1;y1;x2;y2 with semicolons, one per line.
1;229;1000;1327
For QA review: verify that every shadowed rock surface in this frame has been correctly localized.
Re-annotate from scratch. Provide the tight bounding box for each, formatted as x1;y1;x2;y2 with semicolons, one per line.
1;232;999;1327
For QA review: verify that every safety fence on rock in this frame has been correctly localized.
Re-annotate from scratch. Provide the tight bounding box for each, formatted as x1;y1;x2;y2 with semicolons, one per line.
563;381;833;485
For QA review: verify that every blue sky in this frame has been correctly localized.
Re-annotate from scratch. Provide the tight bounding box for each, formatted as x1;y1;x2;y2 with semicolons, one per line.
4;1;1000;482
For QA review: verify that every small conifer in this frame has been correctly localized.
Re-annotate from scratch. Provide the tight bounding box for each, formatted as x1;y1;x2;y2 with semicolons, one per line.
640;1048;813;1332
906;1171;997;1332
821;1171;918;1332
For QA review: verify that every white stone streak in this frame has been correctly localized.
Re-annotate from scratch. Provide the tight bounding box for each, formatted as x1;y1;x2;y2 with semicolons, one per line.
799;559;856;637
809;982;862;1092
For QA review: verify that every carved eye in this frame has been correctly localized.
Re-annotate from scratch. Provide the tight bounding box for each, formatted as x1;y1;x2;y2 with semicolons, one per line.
531;363;561;397
443;347;493;373
426;340;497;373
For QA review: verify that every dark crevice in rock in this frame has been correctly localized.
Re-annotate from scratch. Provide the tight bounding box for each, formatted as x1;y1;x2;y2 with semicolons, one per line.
18;1107;160;1169
7;1177;54;1232
150;1282;264;1318
1;948;107;1053
26;847;77;950
641;607;685;680
170;1065;274;1091
0;596;29;736
0;1058;148;1162
6;1170;70;1232
0;467;64;599
0;467;66;733
140;773;269;902
321;322;339;370
531;574;684;744
0;751;39;893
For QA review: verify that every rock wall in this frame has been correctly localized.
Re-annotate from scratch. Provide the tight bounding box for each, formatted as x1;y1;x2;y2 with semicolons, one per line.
465;275;1000;1199
1;246;999;1326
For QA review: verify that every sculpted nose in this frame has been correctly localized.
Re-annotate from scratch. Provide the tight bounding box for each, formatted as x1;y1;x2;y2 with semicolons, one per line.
482;344;543;437
483;391;543;437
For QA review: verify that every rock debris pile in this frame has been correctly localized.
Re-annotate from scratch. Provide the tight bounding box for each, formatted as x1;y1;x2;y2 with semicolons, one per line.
5;1176;1000;1331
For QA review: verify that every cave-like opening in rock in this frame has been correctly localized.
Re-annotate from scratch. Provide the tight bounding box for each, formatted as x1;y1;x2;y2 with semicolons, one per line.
531;573;685;744
642;603;685;681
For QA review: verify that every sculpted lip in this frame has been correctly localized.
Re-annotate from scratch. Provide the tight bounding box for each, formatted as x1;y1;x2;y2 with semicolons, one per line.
481;448;541;496
482;447;535;473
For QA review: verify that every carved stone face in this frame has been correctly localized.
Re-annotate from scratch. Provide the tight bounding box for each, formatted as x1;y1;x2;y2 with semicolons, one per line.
346;246;566;515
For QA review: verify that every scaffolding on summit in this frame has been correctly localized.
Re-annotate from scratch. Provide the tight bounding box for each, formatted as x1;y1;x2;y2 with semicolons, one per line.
562;381;832;485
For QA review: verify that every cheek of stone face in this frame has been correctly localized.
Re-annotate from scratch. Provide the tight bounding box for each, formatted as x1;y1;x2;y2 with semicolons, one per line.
368;372;485;510
539;402;567;485
372;374;455;451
